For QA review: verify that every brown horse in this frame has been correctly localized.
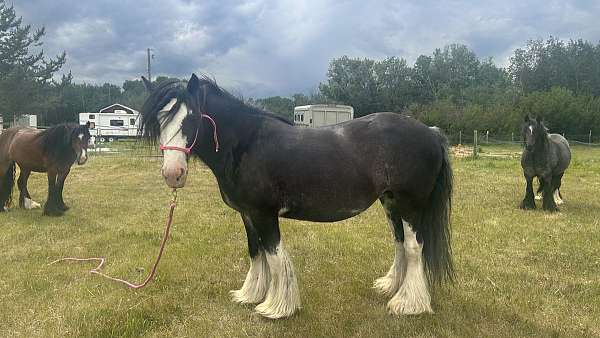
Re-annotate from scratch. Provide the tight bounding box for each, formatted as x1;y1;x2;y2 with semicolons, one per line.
0;122;91;216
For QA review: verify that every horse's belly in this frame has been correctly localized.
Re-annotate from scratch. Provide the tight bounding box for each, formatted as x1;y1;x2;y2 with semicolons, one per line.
279;187;378;222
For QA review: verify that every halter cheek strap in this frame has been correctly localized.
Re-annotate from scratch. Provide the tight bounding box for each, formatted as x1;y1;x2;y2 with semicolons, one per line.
159;114;219;154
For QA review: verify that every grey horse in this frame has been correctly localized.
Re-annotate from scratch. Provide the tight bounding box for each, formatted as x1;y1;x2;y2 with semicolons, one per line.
520;116;571;212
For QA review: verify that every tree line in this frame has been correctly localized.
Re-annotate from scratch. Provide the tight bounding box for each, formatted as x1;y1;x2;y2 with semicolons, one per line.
1;0;599;139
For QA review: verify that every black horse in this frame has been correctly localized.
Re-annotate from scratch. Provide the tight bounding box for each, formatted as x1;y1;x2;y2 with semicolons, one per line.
520;116;571;212
0;123;91;216
140;74;453;318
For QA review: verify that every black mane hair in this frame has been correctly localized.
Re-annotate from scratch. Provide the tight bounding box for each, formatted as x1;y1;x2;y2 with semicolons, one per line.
40;123;89;164
140;75;292;144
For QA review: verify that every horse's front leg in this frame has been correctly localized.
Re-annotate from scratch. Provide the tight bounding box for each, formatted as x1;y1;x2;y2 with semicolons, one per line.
17;169;41;210
541;175;559;212
252;212;301;319
520;175;536;210
43;171;63;216
56;168;71;211
230;213;271;304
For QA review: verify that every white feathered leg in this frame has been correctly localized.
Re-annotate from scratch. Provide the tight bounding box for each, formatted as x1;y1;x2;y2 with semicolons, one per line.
553;189;564;205
255;242;301;319
387;221;433;315
24;198;41;209
230;251;271;304
374;241;406;296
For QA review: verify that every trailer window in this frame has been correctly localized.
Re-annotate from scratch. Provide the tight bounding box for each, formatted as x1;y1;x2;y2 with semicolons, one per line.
89;114;95;119
110;120;124;127
130;118;136;126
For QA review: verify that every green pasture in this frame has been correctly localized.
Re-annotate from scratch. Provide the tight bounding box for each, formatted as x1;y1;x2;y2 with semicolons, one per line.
0;143;598;337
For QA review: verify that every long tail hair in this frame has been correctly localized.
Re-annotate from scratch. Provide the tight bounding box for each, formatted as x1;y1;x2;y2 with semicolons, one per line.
414;133;454;284
0;162;16;209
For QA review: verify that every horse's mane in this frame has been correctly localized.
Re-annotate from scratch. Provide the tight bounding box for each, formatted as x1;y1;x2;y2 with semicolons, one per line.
40;123;83;163
140;75;292;144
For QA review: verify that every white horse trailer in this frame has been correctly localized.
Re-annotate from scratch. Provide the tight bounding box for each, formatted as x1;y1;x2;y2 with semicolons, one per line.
15;114;38;128
79;103;140;142
293;104;354;127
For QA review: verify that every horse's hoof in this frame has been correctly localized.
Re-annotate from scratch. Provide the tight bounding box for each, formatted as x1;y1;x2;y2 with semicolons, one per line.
544;207;559;213
520;201;535;210
43;208;64;217
60;205;70;211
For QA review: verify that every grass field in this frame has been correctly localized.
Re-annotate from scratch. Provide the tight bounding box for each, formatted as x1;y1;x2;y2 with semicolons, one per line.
1;143;599;337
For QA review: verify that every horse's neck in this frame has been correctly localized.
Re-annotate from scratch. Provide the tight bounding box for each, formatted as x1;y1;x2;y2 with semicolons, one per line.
196;109;264;173
531;135;550;164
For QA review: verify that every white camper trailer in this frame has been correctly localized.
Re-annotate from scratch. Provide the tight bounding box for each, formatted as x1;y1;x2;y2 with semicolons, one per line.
293;104;354;127
79;103;140;142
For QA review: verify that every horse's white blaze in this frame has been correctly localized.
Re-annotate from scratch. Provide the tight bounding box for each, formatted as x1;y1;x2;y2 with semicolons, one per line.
388;221;433;315
554;189;564;205
231;251;271;304
159;99;189;187
78;133;84;140
529;126;534;134
255;242;301;319
24;198;41;210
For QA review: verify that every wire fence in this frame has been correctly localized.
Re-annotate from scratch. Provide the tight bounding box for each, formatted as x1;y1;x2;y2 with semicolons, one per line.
447;130;600;147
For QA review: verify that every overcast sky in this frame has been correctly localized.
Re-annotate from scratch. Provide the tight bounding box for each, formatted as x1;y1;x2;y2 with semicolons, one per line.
14;0;600;98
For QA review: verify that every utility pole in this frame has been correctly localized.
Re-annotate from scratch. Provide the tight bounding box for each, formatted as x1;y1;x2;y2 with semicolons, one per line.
147;48;154;82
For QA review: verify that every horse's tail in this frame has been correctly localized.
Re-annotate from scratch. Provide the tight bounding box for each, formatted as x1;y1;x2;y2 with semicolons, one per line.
416;132;454;285
0;162;16;210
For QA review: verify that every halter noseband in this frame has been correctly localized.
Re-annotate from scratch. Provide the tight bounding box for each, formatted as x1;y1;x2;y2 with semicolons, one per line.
159;114;220;154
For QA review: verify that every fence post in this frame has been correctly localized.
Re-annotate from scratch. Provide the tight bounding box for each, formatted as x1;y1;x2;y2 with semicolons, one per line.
589;130;592;146
511;132;514;143
486;130;489;144
473;130;478;158
459;130;462;145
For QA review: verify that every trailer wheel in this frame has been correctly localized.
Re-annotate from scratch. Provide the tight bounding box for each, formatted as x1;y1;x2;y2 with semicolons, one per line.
108;137;115;142
99;137;106;143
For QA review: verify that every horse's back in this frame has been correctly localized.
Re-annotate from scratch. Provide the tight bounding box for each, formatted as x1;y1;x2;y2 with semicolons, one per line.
0;127;45;171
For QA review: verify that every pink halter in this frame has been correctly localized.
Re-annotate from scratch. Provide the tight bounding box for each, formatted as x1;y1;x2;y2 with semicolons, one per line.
159;114;219;154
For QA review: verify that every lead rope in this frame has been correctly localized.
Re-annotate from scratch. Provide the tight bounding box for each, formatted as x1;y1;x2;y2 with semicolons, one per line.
49;189;178;289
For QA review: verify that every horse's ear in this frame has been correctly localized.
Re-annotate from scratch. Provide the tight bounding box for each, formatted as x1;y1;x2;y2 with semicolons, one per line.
85;121;90;128
187;73;201;94
141;76;154;92
524;115;530;122
535;116;542;123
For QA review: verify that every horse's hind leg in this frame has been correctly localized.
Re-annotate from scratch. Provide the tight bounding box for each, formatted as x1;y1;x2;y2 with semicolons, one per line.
252;212;300;319
374;194;406;296
551;173;564;205
0;161;16;212
535;178;544;201
387;218;433;315
230;213;271;304
17;168;40;210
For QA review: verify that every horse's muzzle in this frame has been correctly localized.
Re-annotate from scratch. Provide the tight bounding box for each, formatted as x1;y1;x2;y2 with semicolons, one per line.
162;166;187;188
77;150;88;165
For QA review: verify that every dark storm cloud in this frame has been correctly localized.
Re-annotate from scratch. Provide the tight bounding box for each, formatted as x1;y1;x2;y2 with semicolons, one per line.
13;0;600;97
